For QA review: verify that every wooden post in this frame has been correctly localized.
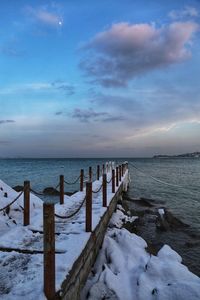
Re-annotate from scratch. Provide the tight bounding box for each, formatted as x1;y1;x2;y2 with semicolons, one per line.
102;164;105;175
24;180;30;226
60;175;64;205
103;173;107;207
119;165;122;182
86;182;92;232
80;169;84;191
89;166;92;181
97;165;100;180
122;164;124;176
116;166;119;187
112;169;115;193
43;203;55;300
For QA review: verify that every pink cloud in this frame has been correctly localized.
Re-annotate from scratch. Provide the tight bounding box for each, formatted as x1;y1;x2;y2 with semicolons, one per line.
80;21;199;87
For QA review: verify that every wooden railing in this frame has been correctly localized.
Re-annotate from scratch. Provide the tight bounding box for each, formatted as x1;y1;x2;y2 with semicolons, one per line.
0;161;128;300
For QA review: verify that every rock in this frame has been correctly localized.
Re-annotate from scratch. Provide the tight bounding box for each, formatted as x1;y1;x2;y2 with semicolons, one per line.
43;187;60;196
156;213;170;231
42;187;77;196
165;210;189;229
13;186;24;192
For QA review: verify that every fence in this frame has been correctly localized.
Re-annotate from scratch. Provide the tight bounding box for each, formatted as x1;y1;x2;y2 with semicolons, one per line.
0;161;128;300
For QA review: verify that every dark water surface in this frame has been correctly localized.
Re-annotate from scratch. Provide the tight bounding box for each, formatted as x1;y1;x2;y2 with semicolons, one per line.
0;158;199;273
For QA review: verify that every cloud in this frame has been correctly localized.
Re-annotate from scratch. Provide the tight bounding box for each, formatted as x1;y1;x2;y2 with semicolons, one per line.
90;84;200;132
24;5;62;27
72;108;107;122
51;80;75;95
0;81;75;96
55;111;63;116
80;21;199;87
0;120;15;125
169;6;199;19
71;108;124;123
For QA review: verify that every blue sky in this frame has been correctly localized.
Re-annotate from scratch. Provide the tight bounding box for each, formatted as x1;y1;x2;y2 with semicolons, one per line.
0;0;200;157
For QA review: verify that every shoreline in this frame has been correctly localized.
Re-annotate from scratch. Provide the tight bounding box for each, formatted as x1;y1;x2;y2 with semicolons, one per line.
121;193;200;277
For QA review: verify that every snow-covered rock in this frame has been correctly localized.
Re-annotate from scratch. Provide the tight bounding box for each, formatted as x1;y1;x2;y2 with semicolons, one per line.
82;209;200;300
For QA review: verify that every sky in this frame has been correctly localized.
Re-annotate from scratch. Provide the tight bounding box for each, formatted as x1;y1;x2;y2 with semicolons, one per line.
0;0;200;158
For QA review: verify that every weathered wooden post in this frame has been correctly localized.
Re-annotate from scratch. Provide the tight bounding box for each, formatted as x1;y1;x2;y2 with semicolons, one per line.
102;164;105;175
43;203;55;300
119;165;122;182
89;166;92;181
103;173;107;207
60;175;64;205
116;166;119;187
112;169;115;193
97;165;100;180
24;180;30;226
122;164;124;176
86;181;92;232
80;169;84;192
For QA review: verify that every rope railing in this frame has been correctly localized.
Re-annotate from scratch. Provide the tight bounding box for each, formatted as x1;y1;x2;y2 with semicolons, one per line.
0;189;25;212
30;188;45;197
30;182;60;197
106;175;115;184
129;162;199;194
92;183;103;194
54;196;86;219
64;175;80;186
0;161;127;300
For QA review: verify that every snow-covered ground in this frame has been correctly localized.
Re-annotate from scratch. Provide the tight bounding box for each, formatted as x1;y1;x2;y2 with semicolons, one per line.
0;168;129;300
81;206;200;300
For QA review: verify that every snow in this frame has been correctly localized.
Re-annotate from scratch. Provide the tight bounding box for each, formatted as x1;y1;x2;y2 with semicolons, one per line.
1;168;200;300
158;208;165;216
109;205;137;228
82;208;200;300
0;168;129;299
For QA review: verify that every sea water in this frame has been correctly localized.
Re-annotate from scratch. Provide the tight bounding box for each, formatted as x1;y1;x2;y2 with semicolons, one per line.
0;157;200;274
0;158;199;228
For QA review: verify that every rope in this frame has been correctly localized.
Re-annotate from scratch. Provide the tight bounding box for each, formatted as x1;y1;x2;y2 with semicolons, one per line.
30;189;44;196
92;183;103;194
30;183;60;197
129;162;200;194
64;175;80;185
0;189;24;212
55;196;86;219
106;176;115;184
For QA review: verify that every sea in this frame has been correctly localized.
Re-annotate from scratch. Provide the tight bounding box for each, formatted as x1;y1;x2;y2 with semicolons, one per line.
0;157;200;274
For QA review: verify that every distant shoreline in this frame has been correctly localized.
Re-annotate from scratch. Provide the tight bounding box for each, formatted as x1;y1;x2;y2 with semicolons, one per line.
153;152;200;159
